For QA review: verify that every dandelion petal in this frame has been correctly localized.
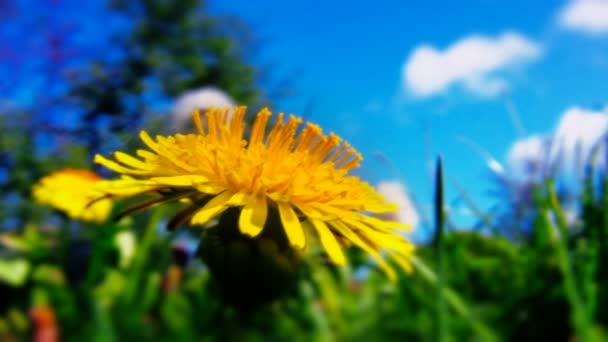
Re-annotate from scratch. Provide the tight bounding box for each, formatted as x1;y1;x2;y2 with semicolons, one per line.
114;151;150;170
191;191;233;225
332;221;396;281
239;196;267;237
278;202;305;248
149;175;209;186
311;218;346;265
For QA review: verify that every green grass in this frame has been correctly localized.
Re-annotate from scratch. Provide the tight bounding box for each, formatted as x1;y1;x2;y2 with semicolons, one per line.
2;158;608;340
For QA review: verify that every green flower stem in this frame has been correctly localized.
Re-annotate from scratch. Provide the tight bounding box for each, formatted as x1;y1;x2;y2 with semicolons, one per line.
123;208;165;305
93;300;116;342
84;221;118;288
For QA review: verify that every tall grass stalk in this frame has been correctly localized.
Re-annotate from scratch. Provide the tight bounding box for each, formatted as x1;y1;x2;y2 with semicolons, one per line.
451;179;499;235
433;157;448;342
411;257;497;341
547;180;596;342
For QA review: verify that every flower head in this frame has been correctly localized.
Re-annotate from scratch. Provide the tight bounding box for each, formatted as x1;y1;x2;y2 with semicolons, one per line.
95;107;415;279
33;169;112;223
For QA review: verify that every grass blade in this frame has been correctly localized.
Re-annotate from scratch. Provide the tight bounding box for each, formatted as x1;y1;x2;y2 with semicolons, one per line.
434;156;448;342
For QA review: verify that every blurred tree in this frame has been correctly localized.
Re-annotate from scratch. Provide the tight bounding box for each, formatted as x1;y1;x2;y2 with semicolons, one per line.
0;0;275;229
65;0;267;159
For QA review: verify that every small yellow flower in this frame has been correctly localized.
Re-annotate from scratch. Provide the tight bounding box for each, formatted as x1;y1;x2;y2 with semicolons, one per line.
95;107;415;279
33;169;112;223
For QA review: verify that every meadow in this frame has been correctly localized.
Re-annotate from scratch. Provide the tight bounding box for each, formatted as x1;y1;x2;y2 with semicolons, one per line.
1;1;607;341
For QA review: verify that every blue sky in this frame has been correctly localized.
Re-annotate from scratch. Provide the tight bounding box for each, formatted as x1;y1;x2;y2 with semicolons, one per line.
208;0;608;228
3;0;608;232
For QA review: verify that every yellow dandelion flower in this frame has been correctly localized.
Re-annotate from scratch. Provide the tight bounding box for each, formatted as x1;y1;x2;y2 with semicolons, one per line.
33;169;113;223
94;107;415;279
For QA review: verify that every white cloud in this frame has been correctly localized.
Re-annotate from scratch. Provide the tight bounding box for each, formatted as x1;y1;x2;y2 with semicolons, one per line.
559;0;608;34
507;135;547;169
551;106;608;164
376;181;420;227
171;86;235;131
403;32;542;98
506;135;549;178
506;106;608;176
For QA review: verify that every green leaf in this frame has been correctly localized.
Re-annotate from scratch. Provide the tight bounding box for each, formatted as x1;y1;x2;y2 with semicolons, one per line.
0;258;30;287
